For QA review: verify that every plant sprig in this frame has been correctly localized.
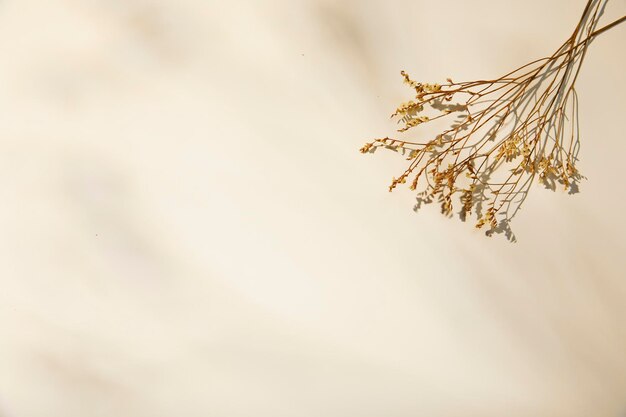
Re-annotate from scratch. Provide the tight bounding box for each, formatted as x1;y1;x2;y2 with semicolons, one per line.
361;0;625;240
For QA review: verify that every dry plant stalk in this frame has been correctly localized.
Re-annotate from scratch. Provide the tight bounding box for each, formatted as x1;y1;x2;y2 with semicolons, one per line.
360;0;625;240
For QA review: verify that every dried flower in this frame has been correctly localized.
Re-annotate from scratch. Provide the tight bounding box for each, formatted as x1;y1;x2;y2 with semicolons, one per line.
360;0;625;240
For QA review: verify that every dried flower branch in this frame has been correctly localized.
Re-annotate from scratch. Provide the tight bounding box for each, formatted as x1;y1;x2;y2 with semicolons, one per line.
361;0;625;240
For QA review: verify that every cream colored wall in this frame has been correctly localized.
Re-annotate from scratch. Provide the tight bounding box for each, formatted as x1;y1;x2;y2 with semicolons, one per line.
0;1;625;416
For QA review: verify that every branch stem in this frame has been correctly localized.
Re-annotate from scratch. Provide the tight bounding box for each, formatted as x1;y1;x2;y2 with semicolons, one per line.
589;15;626;38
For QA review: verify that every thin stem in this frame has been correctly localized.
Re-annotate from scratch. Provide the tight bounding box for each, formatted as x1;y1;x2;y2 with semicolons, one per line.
589;15;626;38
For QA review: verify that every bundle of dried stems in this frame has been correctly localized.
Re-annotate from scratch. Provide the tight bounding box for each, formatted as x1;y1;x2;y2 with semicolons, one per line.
360;0;625;240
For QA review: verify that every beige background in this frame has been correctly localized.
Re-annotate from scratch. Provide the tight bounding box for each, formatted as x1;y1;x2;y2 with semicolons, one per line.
0;0;625;416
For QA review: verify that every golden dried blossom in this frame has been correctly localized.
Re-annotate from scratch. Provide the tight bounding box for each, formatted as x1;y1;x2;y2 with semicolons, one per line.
360;0;625;240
